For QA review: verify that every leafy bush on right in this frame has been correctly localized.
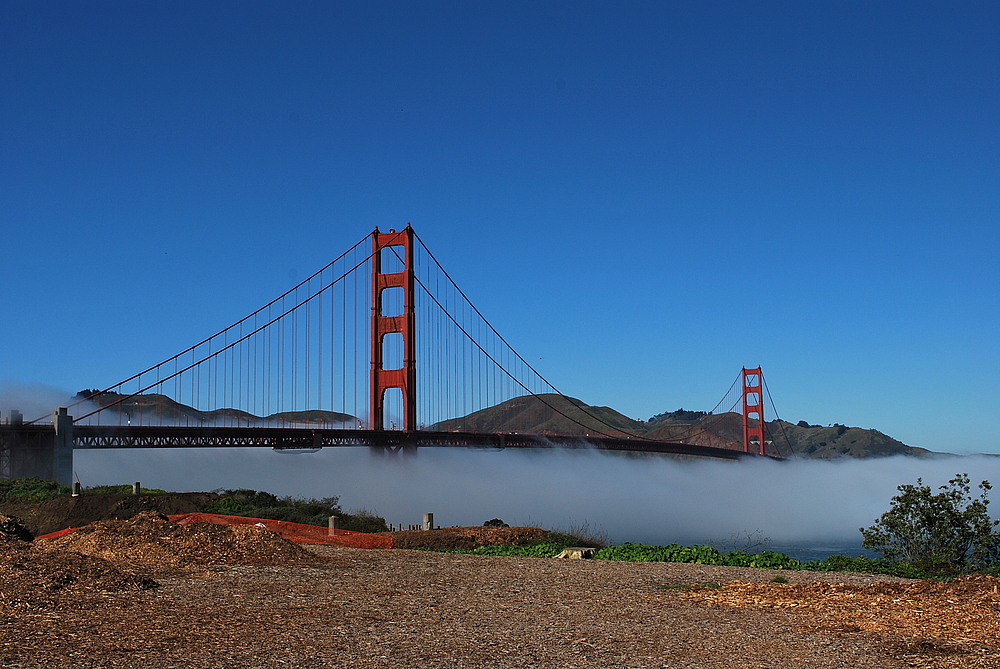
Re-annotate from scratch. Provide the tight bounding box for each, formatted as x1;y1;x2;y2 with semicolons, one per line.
861;473;1000;576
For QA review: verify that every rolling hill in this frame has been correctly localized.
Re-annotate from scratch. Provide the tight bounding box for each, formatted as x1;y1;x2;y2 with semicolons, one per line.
434;395;935;459
75;390;933;458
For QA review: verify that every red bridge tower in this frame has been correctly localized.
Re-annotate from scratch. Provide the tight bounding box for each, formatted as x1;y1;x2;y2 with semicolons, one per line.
741;367;766;455
369;226;417;431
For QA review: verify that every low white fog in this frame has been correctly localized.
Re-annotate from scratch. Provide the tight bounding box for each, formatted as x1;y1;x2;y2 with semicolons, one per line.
72;446;1000;547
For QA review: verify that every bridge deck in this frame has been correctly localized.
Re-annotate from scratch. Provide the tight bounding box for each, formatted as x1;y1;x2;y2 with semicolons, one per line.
68;426;759;459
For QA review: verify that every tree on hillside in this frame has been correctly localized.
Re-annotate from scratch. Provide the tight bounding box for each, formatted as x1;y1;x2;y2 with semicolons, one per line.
861;473;1000;575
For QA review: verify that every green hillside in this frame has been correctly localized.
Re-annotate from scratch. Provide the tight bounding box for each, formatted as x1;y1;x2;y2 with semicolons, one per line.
776;420;934;459
435;395;933;459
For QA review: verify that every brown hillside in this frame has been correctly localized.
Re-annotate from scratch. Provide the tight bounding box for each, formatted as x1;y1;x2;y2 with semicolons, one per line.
432;393;646;436
79;391;356;427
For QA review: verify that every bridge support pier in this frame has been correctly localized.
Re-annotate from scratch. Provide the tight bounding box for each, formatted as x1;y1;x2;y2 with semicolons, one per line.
52;408;74;486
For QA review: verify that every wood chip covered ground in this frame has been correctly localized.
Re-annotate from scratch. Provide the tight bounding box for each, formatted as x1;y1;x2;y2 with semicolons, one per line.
2;512;999;668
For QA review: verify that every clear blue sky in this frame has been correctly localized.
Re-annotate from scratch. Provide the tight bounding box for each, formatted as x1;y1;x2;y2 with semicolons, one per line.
2;1;998;453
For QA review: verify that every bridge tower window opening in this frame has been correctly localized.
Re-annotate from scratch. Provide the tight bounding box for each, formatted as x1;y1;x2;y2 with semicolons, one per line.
380;387;404;431
381;332;404;371
379;245;406;274
380;286;404;318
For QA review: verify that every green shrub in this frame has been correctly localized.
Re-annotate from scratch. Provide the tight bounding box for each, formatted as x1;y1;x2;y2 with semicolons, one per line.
861;473;1000;576
338;509;389;534
470;542;567;558
0;478;70;503
202;497;259;516
595;543;727;564
199;490;387;533
798;554;929;579
721;550;799;570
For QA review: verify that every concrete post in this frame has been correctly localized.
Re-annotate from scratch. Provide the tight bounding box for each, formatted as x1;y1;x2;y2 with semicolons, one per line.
328;515;339;536
71;482;81;497
132;482;141;495
51;408;73;487
422;512;434;531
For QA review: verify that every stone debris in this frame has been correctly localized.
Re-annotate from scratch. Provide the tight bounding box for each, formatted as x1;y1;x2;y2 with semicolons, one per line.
555;547;598;559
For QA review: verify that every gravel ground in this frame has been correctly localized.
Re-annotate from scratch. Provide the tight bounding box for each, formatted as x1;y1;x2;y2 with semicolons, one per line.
3;514;999;668
7;543;993;669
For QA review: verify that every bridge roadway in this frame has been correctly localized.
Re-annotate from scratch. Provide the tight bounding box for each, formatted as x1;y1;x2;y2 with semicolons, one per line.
71;425;756;460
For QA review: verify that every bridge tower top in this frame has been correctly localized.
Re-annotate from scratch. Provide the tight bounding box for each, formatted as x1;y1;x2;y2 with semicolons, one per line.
370;225;417;431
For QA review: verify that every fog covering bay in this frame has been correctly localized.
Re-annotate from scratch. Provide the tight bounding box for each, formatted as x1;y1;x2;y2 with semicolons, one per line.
72;447;1000;551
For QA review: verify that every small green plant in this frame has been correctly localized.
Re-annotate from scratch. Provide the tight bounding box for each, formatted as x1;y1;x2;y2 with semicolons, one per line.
861;473;1000;576
770;575;789;584
470;542;567;558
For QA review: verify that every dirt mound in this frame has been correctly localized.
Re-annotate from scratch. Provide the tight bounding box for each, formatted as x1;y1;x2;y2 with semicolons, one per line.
1;529;156;609
37;511;321;574
0;512;33;542
384;525;550;551
0;492;219;536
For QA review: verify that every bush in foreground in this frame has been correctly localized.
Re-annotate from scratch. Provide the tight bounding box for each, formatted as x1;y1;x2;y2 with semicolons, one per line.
861;473;1000;576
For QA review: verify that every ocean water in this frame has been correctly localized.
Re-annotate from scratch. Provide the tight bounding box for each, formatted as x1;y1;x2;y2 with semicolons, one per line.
763;541;879;563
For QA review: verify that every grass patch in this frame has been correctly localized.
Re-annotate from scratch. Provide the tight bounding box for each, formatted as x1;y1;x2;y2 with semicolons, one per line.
84;484;168;495
417;537;950;580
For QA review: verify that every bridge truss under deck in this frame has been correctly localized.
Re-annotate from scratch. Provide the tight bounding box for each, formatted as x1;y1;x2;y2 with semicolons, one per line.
71;426;758;460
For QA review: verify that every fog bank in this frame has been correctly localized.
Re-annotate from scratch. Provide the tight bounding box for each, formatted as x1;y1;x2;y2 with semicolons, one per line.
71;447;1000;546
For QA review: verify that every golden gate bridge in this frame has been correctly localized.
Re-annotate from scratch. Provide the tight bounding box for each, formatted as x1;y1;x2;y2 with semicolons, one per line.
1;225;789;484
